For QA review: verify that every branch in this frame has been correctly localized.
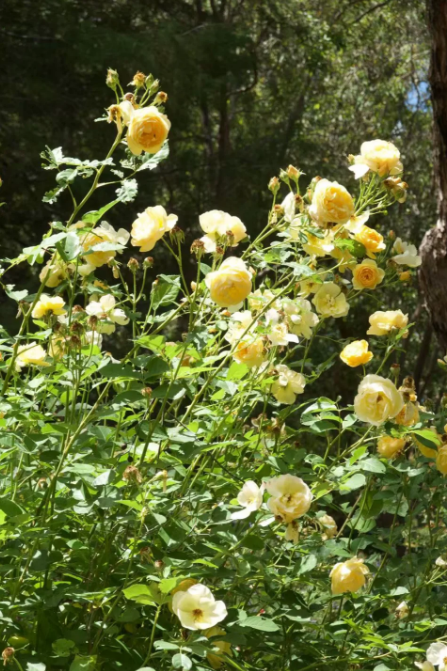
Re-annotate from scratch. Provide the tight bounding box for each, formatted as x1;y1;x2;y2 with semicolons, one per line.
346;0;394;26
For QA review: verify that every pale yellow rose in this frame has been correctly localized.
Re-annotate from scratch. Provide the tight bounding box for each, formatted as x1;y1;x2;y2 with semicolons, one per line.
205;627;232;669
354;374;404;426
15;342;49;371
320;514;338;539
309;179;355;226
436;446;447;475
330;557;369;595
354;225;386;259
367;310;408;337
233;338;266;368
303;232;334;257
127;105;171;155
312;283;349;318
298;276;323;297
205;257;252;309
394;401;419;427
350;139;402;179
131;206;178;252
352;259;385;291
377;436;406;459
340;340;373;367
231;481;264;520
265;474;312;523
172;583;227;631
39;259;68;288
199;210;247;253
31;295;66;320
271;364;306;404
412;428;439;459
81;222;129;268
248;288;277;312
392;238;422;268
279;297;319;339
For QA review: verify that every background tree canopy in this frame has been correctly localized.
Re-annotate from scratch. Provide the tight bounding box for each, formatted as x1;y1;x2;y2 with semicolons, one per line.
0;0;436;397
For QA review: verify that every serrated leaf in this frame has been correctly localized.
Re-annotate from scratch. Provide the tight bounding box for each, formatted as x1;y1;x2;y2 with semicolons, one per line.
239;616;279;632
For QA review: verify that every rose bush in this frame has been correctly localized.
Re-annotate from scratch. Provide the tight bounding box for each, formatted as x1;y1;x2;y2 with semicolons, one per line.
0;69;445;671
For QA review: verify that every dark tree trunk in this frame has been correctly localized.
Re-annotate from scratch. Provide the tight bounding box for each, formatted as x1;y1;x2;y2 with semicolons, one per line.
419;0;447;350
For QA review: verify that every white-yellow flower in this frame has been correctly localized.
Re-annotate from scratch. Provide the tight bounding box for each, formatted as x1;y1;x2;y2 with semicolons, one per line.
131;206;178;252
302;232;335;257
350;139;402;179
231;481;264;520
330;557;369;594
367;310;408;337
265;474;312;523
225;310;254;344
31;295;66;320
15;342;49;370
205;257;252;309
85;294;129;334
127;105;171;155
248;289;277;312
232;338;266;368
340;340;373;367
271;364;306;404
354;374;404;426
265;310;298;347
205;627;232;669
279;298;319;339
426;642;447;670
309;179;355;226
392;238;422;268
81;222;129;268
172;583;227;631
312;283;349;318
199;210;247;253
320;514;338;539
377;436;405;459
39;259;69;288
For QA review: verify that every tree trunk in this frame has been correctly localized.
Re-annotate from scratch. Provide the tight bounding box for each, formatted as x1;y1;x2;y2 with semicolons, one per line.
419;0;447;350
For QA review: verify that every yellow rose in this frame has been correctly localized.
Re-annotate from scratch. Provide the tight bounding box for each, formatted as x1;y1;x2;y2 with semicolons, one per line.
171;579;198;595
302;232;334;257
265;474;312;523
271;364;306;404
377;436;406;459
320;514;338;539
351;139;402;178
31;295;66;320
131;206;178;252
205;257;252;308
352;259;385;291
309;179;355;226
312;283;349;318
205;627;232;669
233;338;266;368
394;401;419;427
199;210;247;253
367;310;408;337
39;259;68;288
354;374;404;426
412;428;439;459
15;342;49;371
81;222;129;268
340;340;373;367
127;105;171;155
354;225;386;259
436;446;447;475
330;557;369;595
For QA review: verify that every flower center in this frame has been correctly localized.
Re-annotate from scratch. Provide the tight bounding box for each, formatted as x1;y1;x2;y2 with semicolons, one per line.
193;608;204;620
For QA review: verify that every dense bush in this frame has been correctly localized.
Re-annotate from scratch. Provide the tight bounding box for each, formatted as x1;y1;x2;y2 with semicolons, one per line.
0;71;445;671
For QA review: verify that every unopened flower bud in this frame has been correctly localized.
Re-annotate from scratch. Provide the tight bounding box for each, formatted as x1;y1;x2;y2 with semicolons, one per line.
124;92;135;103
2;647;14;665
141;387;153;398
268;176;280;194
112;266;120;279
154;91;168;104
127;257;140;272
70;322;84;335
388;230;396;241
72;305;85;314
88;315;98;329
154;559;164;571
395;601;409;618
170;226;185;243
143;257;154;268
69;335;82;349
190;239;205;256
191;281;197;291
215;245;225;256
287;164;300;181
106;68;120;91
131;71;146;88
123;465;142;484
399;271;411;282
139;546;152;562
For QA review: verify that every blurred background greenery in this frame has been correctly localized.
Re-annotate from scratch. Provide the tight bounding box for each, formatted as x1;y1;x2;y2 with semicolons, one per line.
0;0;438;400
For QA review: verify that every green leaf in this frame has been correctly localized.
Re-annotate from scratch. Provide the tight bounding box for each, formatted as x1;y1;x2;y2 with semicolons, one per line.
299;554;318;574
5;284;28;302
172;653;192;670
340;473;366;491
239;616;280;632
69;657;96;671
121;141;169;172
82;199;121;225
0;498;23;517
333;237;366;258
52;639;76;657
27;664;46;671
123;584;156;605
360;457;386;474
116;178;138;203
100;363;142;380
412;429;441;449
56;168;78;184
151;275;181;309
